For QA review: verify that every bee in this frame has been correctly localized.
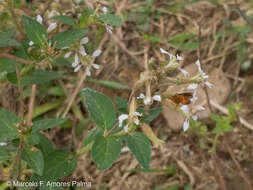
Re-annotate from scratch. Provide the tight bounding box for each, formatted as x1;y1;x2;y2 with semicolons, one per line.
170;92;193;105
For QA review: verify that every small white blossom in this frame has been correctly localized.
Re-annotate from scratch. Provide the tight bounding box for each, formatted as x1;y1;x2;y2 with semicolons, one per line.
118;114;128;127
91;63;100;69
204;82;212;88
180;105;190;114
80;37;89;45
143;96;152;105
92;50;102;58
152;95;162;102
64;52;72;58
160;48;173;59
190;91;197;104
102;7;108;14
176;54;183;61
187;83;198;90
36;15;43;24
121;146;130;153
178;68;189;77
105;24;113;34
195;105;205;111
29;41;34;46
134;112;143;117
79;45;87;56
134;118;140;125
124;124;129;132
74;65;82;72
85;67;91;76
137;93;145;99
0;142;7;146
192;115;198;121
46;22;57;33
183;118;190;131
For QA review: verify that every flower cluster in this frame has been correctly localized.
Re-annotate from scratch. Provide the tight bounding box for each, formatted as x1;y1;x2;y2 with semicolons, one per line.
118;111;143;132
63;37;102;76
137;93;162;105
160;49;212;131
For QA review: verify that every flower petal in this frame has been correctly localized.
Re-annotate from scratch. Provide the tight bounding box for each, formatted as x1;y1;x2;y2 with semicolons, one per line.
36;15;43;24
92;50;102;58
64;52;72;58
152;95;162;102
183;119;190;131
74;65;82;72
187;83;198;90
92;64;100;70
47;22;57;33
80;37;89;45
85;67;91;76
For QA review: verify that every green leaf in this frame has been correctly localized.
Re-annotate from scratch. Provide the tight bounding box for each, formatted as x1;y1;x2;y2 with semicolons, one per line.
0;29;20;47
22;149;44;176
98;14;122;26
43;150;77;180
0;58;20;73
143;107;162;123
22;16;48;46
123;132;151;168
116;96;128;114
91;136;122;170
0;148;11;163
8;70;62;86
26;133;40;145
52;29;88;49
83;127;103;147
52;15;76;26
35;133;54;157
86;78;129;90
81;88;116;130
0;108;20;142
32;118;67;133
168;33;198;51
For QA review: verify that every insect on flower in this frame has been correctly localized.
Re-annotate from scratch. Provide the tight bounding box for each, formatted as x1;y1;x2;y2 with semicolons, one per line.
170;92;193;105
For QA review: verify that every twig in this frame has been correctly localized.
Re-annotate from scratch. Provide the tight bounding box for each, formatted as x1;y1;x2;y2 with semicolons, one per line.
224;136;253;189
177;160;195;186
0;53;34;64
27;85;36;126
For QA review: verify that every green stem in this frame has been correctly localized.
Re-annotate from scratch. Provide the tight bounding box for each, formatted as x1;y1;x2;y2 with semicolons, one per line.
211;133;220;154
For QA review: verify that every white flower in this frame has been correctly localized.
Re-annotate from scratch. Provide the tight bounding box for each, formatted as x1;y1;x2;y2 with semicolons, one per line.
74;65;82;72
102;7;108;14
85;67;91;76
121;146;130;153
180;105;190;114
80;37;89;45
192;115;198;121
79;45;87;56
29;41;34;46
137;93;145;99
190;91;197;104
195;105;205;111
124;124;129;132
64;52;72;58
105;24;113;34
92;50;102;58
176;54;183;61
36;15;43;24
183;118;190;131
187;83;198;90
118;114;129;127
152;95;162;102
73;0;82;4
134;112;143;117
47;22;57;33
160;48;173;59
0;142;7;146
204;82;212;88
91;63;100;69
143;96;152;105
178;68;189;77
